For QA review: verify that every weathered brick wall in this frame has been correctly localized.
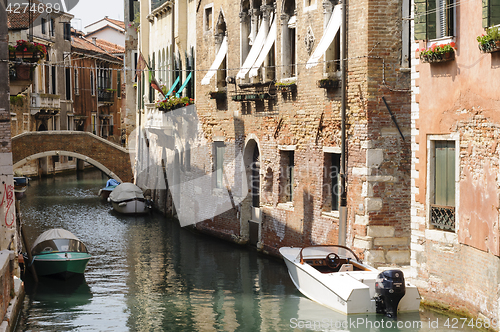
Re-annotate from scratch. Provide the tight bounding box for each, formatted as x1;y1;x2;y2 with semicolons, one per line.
190;0;411;264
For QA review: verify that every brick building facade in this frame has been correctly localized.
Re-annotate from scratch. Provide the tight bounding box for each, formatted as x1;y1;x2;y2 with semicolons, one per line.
136;0;412;266
411;0;500;322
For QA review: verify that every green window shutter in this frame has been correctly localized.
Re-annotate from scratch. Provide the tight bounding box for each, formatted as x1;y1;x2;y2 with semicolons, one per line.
483;0;500;27
414;0;428;40
427;0;437;39
483;0;490;28
491;0;500;26
434;141;455;207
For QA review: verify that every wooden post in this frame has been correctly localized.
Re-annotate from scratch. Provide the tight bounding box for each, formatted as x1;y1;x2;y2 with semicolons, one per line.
16;200;37;283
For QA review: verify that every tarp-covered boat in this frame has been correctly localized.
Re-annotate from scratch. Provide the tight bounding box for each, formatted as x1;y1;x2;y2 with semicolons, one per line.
31;228;91;279
108;182;151;214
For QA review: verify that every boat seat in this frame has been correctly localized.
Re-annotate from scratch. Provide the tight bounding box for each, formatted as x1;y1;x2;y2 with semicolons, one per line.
339;263;353;272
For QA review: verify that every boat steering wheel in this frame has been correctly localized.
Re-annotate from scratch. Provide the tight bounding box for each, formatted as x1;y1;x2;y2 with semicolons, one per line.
326;253;341;269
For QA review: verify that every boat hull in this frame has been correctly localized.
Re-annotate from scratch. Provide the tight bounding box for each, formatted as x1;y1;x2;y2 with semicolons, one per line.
280;247;420;315
33;252;91;279
111;199;149;215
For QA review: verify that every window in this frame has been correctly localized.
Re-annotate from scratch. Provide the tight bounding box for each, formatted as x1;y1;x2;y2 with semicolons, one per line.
214;142;225;189
414;0;455;40
50;18;55;37
430;140;456;231
204;6;213;32
129;0;139;22
323;153;341;212
64;23;71;41
50;65;56;94
91;114;97;134
282;0;297;78
90;69;95;96
65;67;71;100
482;0;500;27
74;68;79;95
109;115;114;137
67;115;73;131
117;70;121;98
41;18;46;34
279;150;294;203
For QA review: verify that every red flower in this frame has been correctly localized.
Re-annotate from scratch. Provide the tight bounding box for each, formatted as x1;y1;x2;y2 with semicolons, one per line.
450;42;456;48
431;43;437;51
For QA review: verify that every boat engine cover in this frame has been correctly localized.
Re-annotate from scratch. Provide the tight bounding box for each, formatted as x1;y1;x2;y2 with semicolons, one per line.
374;269;406;318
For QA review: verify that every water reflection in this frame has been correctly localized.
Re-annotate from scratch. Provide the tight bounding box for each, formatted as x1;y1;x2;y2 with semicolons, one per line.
15;170;479;331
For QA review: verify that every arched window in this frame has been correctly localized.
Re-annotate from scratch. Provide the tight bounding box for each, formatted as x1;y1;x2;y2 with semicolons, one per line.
281;0;296;78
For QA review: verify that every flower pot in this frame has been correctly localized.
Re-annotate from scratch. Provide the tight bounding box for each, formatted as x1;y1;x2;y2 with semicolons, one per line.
210;92;227;100
479;40;500;53
12;64;32;80
421;51;455;63
317;79;340;89
276;84;297;93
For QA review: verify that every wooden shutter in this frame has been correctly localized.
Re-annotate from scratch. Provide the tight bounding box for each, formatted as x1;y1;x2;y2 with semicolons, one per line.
414;0;428;40
434;141;455;207
483;0;500;27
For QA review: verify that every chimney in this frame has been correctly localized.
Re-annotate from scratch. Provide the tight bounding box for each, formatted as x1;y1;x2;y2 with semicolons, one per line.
92;37;97;45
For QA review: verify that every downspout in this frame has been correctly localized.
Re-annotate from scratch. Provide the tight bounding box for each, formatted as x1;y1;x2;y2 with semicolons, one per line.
338;0;348;246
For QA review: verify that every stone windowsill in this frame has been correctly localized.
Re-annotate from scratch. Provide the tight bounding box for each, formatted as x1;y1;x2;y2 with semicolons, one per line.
277;202;294;211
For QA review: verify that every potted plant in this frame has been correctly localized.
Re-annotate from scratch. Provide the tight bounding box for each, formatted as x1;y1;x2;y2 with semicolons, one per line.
209;91;227;100
417;42;456;63
275;81;297;93
317;78;340;89
9;40;47;62
155;95;194;112
477;26;500;53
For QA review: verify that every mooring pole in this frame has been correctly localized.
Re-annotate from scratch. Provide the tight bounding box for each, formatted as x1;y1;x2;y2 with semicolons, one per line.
16;200;37;283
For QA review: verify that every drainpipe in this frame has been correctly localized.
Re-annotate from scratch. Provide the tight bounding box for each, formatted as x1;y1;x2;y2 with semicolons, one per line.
338;0;347;247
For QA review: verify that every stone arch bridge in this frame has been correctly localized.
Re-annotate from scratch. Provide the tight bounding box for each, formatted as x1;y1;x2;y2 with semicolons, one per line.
12;131;134;183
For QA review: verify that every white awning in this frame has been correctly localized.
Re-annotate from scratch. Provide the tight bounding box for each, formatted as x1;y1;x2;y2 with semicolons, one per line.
201;36;228;85
249;18;277;78
306;5;342;69
236;21;268;79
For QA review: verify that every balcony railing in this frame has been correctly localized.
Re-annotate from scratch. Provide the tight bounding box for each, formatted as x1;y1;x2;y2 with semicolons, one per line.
98;89;115;103
30;93;61;113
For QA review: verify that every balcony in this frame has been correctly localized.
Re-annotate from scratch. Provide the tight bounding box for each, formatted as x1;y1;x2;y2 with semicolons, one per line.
98;89;115;104
30;93;61;115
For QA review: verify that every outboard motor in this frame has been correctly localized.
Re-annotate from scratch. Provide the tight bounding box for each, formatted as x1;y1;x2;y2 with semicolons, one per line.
374;269;406;318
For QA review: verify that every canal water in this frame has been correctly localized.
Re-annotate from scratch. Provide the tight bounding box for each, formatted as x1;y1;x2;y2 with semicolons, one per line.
14;170;479;332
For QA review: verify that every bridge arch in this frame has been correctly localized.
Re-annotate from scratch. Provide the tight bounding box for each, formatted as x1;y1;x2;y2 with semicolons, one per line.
12;131;134;183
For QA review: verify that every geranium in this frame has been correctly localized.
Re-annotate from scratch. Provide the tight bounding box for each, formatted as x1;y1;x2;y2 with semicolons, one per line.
477;27;500;52
155;95;194;111
11;40;48;60
419;42;456;62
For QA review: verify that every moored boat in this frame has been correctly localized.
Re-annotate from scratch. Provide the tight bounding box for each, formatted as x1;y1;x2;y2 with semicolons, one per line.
31;228;91;279
98;178;120;200
108;182;151;214
280;245;421;317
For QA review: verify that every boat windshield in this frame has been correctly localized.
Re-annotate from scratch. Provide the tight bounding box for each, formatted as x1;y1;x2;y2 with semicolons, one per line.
299;245;360;262
32;239;88;256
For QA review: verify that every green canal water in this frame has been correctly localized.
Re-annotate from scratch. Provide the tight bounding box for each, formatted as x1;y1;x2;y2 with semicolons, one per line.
14;170;479;331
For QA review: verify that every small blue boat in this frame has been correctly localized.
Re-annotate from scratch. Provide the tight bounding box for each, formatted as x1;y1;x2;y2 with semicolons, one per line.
98;179;120;200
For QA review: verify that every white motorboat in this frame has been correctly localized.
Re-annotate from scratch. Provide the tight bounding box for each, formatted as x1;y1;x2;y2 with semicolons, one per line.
108;183;151;215
280;245;421;317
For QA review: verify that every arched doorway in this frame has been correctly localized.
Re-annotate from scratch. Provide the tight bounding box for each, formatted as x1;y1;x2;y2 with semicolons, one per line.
243;138;261;246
